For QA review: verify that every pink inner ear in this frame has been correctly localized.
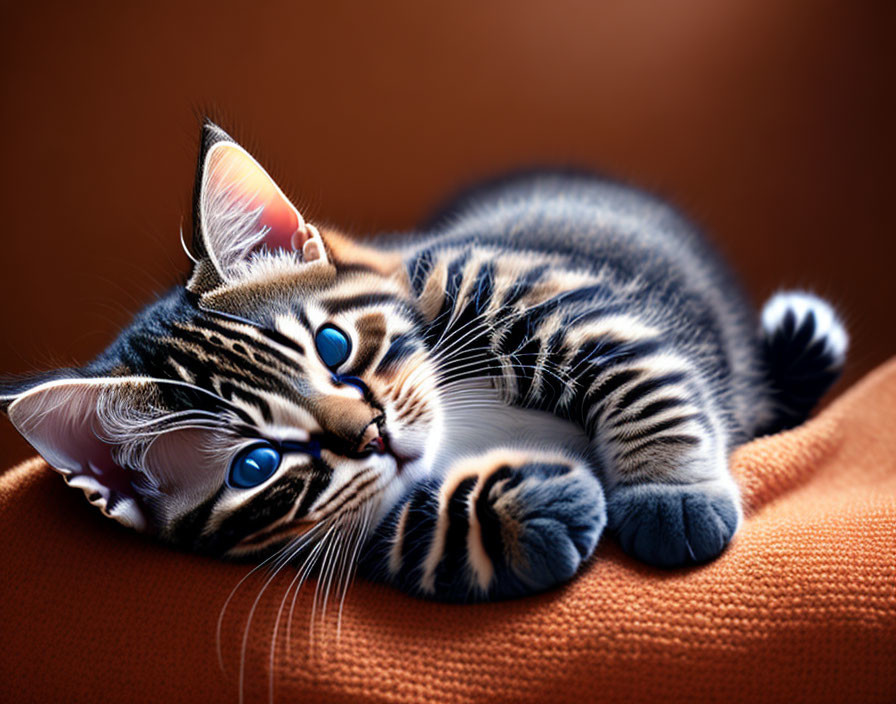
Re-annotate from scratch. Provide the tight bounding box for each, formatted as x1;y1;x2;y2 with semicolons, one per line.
206;143;303;252
260;198;302;251
7;379;151;530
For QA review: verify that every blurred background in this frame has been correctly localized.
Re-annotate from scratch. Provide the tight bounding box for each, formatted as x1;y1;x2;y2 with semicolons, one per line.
1;0;892;465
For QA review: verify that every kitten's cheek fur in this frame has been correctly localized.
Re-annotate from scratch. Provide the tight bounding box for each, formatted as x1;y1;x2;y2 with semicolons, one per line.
386;398;444;475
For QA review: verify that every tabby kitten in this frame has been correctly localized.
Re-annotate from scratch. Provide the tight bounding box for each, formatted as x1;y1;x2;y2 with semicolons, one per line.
1;122;847;602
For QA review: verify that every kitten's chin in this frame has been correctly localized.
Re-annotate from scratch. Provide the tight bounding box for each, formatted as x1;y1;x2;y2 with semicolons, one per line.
373;422;443;525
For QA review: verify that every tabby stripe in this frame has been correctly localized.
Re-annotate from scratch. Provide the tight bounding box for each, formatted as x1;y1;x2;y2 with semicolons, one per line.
471;262;496;317
323;292;406;314
173;328;278;381
345;313;386;377
497;310;539;358
618;433;702;462
500;264;549;308
498;284;617;365
567;337;628;373
532;351;567;410
524;312;569;405
218;382;273;423
444;251;472;305
293;306;313;334
509;336;543;403
425;250;472;334
398;486;441;586
215;474;309;552
257;327;307;358
312;467;376;517
335;261;379;275
454;259;496;323
465;479;495;591
571;368;642;426
376;333;419;372
616;372;689;409
296;465;332;517
320;473;380;520
439;261;495;355
190;470;309;555
168;336;276;392
431;476;478;594
235;476;310;546
236;521;313;552
404;402;430;424
609;413;703;444
595;338;664;371
474;465;514;569
162;347;255;423
607;397;690;426
190;318;303;367
387;502;411;575
407;247;435;296
515;284;615;332
419;475;471;593
562;302;631;328
170;484;228;547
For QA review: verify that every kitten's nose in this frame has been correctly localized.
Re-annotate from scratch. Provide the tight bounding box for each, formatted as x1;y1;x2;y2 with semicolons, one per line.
357;421;385;454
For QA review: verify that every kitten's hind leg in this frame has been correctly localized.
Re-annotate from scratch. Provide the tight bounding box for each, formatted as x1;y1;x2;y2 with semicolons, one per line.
593;377;742;568
361;447;606;602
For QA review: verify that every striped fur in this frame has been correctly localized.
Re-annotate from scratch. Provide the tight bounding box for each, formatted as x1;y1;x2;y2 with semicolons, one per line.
0;124;847;602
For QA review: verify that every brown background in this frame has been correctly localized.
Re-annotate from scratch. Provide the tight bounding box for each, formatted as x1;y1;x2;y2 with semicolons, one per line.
1;0;892;466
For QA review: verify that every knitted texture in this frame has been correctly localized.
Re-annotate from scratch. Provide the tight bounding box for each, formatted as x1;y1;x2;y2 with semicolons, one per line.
1;360;895;704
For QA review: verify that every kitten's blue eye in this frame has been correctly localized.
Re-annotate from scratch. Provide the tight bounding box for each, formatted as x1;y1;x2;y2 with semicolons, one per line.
315;325;351;369
228;443;282;489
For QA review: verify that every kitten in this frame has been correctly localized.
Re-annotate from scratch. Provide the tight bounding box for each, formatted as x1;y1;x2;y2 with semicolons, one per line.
0;122;847;602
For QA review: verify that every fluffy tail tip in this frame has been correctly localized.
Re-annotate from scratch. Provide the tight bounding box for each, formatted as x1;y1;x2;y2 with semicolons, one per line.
759;291;848;432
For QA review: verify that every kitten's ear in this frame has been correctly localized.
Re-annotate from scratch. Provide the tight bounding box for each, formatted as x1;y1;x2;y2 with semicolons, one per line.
2;375;152;531
188;120;329;291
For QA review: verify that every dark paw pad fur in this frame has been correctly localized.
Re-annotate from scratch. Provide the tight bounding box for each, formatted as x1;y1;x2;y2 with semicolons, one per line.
607;482;740;568
489;462;606;592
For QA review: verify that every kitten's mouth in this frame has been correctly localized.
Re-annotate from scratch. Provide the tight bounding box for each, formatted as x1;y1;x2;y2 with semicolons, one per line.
341;422;418;473
380;431;417;474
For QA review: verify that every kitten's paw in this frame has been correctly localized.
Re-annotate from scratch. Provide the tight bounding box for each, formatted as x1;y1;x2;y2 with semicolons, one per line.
473;450;606;598
607;480;741;568
363;448;606;601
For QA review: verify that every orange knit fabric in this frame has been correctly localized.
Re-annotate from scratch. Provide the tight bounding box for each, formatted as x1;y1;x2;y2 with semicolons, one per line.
1;361;895;704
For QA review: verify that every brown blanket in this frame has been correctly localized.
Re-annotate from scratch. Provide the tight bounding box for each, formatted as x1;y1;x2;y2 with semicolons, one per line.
1;360;895;703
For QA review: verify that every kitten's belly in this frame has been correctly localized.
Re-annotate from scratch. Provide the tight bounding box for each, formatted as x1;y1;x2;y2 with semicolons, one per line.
435;379;590;474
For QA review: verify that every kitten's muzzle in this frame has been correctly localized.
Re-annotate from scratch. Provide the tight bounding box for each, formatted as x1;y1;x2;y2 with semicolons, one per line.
357;420;386;455
352;421;414;475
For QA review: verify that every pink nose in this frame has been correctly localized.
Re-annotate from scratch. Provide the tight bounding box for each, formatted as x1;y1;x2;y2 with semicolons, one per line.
357;422;386;454
366;435;386;453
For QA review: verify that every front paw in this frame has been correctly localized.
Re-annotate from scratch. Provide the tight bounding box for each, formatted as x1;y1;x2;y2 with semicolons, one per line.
476;452;606;598
607;480;741;567
363;448;607;601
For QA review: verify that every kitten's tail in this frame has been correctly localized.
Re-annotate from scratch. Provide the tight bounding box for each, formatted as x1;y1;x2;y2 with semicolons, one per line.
758;291;848;434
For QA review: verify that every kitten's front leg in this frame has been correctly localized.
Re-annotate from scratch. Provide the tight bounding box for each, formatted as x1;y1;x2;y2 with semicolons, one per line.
593;384;742;568
361;447;606;602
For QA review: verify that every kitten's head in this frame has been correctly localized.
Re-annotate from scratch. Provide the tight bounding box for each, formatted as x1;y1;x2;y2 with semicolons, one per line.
1;122;444;558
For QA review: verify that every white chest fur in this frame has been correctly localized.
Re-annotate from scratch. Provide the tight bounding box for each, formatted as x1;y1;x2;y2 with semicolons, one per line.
435;378;590;474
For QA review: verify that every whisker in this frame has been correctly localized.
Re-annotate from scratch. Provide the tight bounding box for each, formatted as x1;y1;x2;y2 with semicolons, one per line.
269;518;338;702
430;309;493;364
318;522;346;628
216;529;318;673
310;519;344;641
238;554;294;704
284;520;340;659
336;502;374;639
